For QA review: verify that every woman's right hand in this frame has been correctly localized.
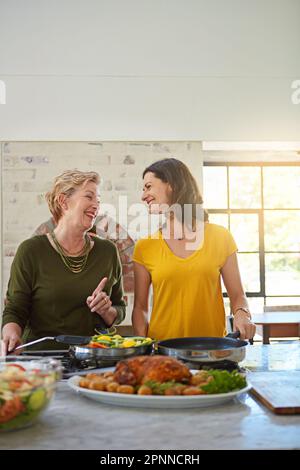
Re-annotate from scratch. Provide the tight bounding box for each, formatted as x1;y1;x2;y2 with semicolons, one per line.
1;323;23;356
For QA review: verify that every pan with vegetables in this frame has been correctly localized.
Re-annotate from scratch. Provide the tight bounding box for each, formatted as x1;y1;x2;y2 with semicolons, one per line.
12;334;154;362
70;334;154;361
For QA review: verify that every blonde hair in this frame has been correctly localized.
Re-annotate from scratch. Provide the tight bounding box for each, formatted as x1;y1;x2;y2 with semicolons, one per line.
45;169;100;223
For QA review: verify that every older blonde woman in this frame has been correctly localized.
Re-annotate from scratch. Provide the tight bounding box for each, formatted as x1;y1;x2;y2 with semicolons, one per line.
1;170;126;354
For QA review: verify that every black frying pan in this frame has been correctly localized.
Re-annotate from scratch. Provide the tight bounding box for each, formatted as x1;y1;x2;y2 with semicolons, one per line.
157;332;248;364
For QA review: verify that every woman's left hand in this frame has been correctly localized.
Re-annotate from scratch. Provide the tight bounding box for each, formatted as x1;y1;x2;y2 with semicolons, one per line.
233;311;256;340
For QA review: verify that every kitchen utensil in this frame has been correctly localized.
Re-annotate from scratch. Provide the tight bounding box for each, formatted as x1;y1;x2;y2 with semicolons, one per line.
157;331;248;364
13;335;92;352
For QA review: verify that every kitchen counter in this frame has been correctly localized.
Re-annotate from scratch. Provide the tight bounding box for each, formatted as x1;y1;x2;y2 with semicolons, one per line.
1;343;300;450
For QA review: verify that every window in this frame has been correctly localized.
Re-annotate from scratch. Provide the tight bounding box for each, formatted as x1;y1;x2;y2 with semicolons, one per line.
203;162;300;312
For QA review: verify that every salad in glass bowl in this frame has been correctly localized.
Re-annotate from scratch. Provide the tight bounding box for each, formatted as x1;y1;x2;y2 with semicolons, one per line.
0;356;61;432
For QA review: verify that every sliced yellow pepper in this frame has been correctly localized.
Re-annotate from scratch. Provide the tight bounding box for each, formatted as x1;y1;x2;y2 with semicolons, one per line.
122;340;136;348
96;335;112;341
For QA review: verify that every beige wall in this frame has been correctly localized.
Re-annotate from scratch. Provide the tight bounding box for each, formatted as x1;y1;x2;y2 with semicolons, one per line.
1;0;300;140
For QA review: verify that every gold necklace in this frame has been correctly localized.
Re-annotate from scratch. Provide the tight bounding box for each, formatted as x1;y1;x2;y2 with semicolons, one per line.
51;231;91;273
61;243;86;256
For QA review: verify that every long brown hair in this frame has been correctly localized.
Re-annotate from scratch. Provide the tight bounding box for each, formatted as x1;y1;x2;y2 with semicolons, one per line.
143;158;209;224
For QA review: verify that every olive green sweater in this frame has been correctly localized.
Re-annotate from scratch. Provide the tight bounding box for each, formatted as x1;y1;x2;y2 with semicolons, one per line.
2;236;126;350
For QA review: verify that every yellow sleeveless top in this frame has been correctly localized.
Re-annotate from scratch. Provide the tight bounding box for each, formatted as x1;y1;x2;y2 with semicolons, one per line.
132;223;237;340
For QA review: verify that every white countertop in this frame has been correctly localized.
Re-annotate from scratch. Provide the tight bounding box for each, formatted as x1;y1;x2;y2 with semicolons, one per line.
1;343;300;450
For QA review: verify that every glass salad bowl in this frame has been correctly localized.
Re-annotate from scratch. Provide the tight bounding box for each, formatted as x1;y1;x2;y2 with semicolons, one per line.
0;356;62;432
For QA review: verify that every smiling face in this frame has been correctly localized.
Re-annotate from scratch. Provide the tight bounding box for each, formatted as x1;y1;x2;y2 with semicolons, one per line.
60;181;100;231
142;171;173;213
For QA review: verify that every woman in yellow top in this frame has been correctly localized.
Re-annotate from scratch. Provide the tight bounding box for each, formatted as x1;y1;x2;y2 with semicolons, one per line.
132;158;256;341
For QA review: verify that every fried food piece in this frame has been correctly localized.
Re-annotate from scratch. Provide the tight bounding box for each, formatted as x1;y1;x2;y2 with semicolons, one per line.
190;373;214;386
173;384;187;395
190;371;209;385
113;355;191;386
79;378;91;389
106;382;119;393
137;385;153;395
116;385;135;394
164;387;181;396
182;386;206;395
86;373;104;380
89;379;107;391
103;371;114;379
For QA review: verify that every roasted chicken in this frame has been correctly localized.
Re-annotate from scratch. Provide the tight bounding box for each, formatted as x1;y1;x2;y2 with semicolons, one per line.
113;355;192;386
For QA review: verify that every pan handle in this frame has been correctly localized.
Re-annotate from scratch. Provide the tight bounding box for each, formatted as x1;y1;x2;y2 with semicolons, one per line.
226;331;240;339
11;336;55;352
55;335;91;345
226;330;254;345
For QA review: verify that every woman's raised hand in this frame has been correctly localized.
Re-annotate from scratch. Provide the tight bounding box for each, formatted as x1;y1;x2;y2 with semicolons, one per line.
86;277;112;316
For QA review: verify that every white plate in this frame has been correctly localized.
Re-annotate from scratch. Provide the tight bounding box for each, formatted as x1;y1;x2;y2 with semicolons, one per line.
67;373;251;409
